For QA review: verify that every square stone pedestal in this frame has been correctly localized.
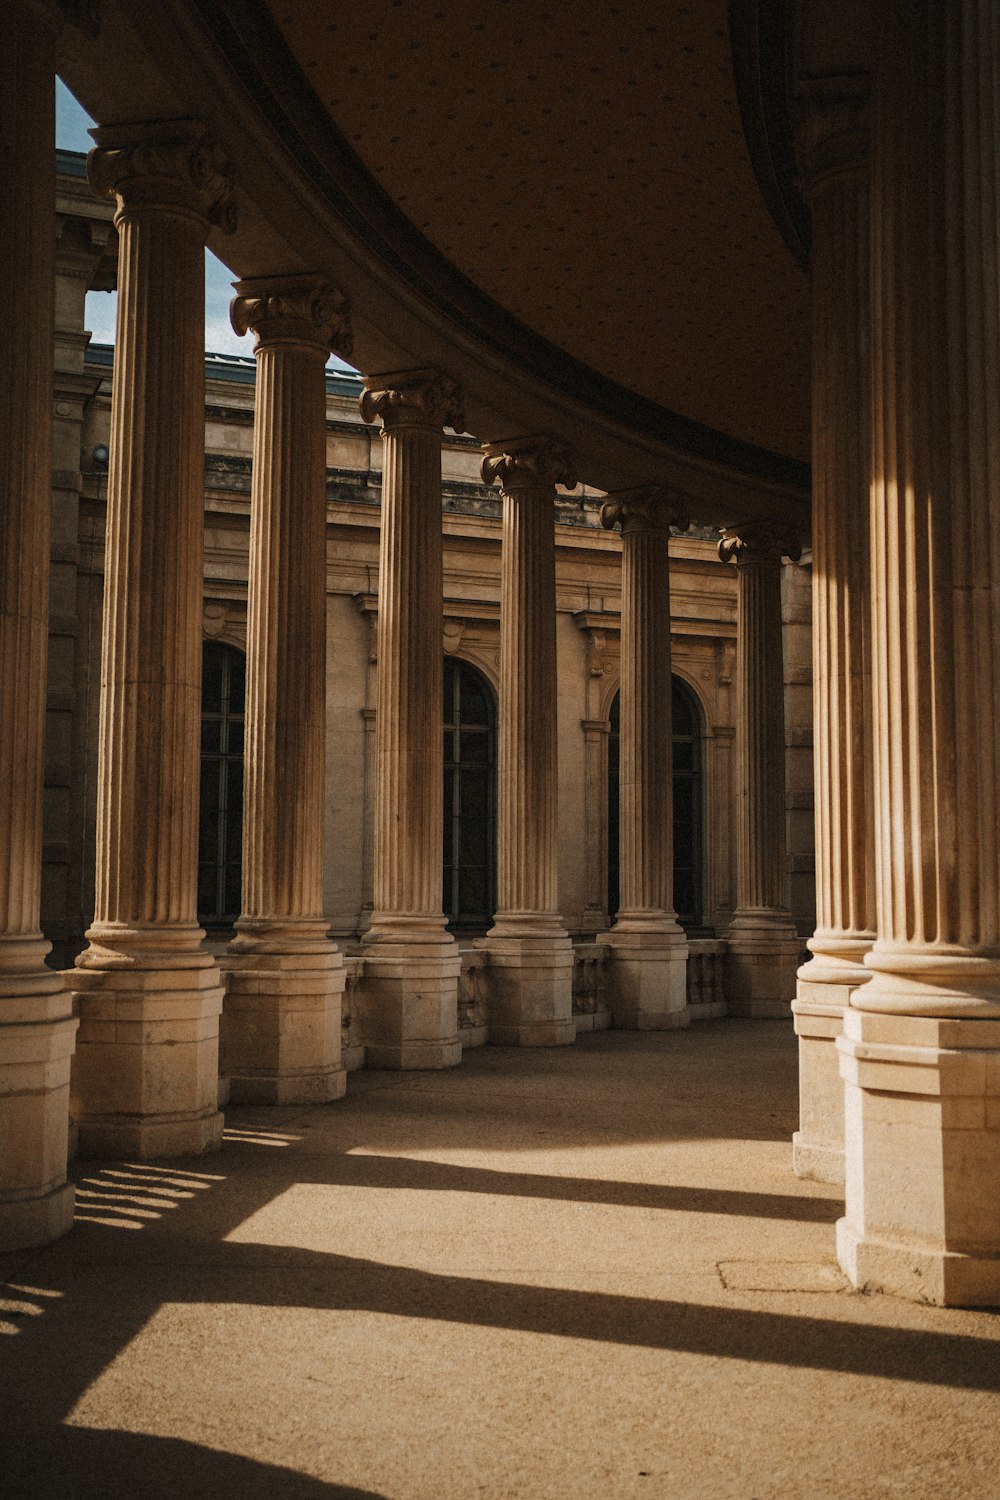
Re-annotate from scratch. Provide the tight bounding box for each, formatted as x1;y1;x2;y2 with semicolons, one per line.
837;1007;1000;1306
725;924;803;1017
222;950;347;1104
481;933;575;1047
355;947;462;1069
601;927;689;1029
0;989;78;1250
792;951;872;1184
70;965;224;1158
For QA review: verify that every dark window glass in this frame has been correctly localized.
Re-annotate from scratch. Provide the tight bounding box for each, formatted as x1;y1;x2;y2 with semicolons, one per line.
198;641;246;927
608;677;703;927
443;657;497;929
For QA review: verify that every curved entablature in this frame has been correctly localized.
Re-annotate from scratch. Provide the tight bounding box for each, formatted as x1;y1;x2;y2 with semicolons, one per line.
55;0;813;531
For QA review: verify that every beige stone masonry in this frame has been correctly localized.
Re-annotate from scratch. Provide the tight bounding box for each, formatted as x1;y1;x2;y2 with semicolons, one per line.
223;276;353;1104
792;74;876;1185
719;520;802;1017
600;488;689;1029
480;436;576;1046
0;0;78;1250
358;368;463;1068
70;121;234;1157
838;0;1000;1306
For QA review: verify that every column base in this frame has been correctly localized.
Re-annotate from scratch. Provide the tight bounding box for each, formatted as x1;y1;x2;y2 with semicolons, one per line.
0;964;79;1250
725;913;802;1016
222;934;347;1105
0;1180;75;1253
601;922;689;1029
792;943;873;1185
70;956;224;1159
356;933;462;1069
481;926;575;1046
837;1007;1000;1306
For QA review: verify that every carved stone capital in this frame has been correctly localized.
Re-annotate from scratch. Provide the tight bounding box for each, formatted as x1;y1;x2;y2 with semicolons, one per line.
719;519;802;566
359;367;464;434
600;485;690;536
88;120;236;232
231;275;353;359
481;434;577;495
795;74;870;196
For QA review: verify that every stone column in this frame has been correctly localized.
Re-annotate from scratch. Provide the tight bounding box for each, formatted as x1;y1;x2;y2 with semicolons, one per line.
0;0;79;1250
70;122;234;1157
792;77;876;1184
358;369;463;1068
222;276;352;1103
837;0;1000;1306
719;522;802;1016
480;436;575;1046
600;488;689;1028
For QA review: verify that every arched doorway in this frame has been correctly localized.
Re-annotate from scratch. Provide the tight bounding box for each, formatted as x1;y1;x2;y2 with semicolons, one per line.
443;656;497;930
198;640;246;928
607;676;703;926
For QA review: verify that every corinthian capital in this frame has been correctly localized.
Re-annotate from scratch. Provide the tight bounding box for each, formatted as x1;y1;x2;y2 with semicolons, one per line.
719;519;802;566
481;434;576;494
231;275;353;359
88;120;236;231
600;485;690;537
359;367;464;433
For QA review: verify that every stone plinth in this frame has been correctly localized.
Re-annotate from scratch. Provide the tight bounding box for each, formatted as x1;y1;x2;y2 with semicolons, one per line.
600;489;689;1029
70;122;234;1156
0;1;78;1248
223;276;353;1104
719;522;802;1017
358;369;464;1068
792;73;875;1184
481;437;576;1046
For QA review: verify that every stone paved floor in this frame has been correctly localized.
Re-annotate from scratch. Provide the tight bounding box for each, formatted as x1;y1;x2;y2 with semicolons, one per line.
3;1019;999;1498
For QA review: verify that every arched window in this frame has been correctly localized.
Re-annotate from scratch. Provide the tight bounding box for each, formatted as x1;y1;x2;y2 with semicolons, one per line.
443;656;497;930
198;641;245;927
607;676;703;927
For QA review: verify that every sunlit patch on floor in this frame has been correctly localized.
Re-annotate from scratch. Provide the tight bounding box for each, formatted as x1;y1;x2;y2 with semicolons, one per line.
0;1284;62;1336
222;1126;302;1148
72;1163;226;1233
717;1260;848;1293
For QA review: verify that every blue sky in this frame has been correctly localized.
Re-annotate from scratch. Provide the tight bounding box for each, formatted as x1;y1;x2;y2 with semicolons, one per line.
57;80;356;370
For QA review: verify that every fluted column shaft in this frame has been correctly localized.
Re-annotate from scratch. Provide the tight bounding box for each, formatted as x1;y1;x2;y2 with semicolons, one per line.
792;77;875;1182
83;124;232;952
719;522;802;1017
801;84;875;975
222;277;352;1105
836;0;1000;1306
70;122;234;1158
486;441;572;929
0;0;78;1250
480;436;575;1047
362;369;463;940
355;370;463;1069
604;492;686;922
863;0;1000;1008
230;279;351;935
599;488;689;1028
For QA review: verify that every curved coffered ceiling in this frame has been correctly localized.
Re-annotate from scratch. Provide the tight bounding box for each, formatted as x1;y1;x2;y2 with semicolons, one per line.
56;0;812;516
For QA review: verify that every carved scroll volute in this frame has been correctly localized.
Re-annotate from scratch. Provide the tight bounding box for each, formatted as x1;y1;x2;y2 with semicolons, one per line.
600;485;690;537
231;275;353;359
88;119;236;232
359;367;464;434
481;434;577;496
718;519;802;566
